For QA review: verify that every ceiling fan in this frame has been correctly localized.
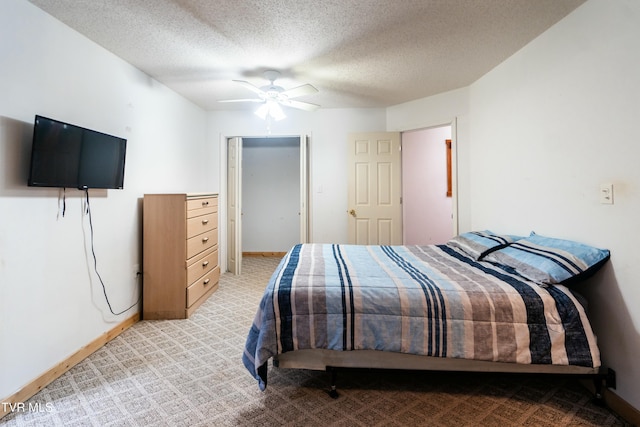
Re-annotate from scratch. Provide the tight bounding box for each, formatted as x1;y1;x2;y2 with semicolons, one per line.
218;70;320;120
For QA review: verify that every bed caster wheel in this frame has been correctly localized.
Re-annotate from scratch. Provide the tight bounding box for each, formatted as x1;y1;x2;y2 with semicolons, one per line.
592;392;605;407
327;387;339;399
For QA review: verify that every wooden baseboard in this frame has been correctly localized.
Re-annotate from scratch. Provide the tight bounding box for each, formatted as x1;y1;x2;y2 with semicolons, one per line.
243;251;286;257
580;379;640;425
1;313;139;419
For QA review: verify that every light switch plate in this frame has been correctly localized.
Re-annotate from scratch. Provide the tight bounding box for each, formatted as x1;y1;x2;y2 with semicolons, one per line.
600;183;613;204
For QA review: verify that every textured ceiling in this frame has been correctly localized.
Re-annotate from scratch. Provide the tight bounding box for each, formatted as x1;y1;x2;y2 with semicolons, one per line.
28;0;585;111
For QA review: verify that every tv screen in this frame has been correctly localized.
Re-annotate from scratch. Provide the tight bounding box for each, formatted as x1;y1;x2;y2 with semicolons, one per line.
28;115;127;189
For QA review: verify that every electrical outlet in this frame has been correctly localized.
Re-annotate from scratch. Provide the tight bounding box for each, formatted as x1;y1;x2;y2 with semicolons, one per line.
133;264;140;280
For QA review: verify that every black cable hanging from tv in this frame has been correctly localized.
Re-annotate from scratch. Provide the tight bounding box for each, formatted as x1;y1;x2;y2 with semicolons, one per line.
84;189;140;316
58;187;67;218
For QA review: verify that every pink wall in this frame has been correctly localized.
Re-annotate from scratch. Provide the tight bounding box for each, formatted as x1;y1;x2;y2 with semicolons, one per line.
402;126;453;245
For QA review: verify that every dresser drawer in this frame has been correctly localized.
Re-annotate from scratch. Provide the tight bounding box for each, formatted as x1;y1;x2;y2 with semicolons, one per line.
187;247;218;285
187;212;217;239
187;196;218;219
186;228;218;259
187;266;220;307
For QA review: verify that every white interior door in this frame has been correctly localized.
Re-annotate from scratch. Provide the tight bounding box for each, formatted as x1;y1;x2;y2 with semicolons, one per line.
347;132;402;245
227;137;242;275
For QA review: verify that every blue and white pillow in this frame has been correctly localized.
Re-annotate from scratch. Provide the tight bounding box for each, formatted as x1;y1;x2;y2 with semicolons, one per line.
483;232;610;285
446;231;521;261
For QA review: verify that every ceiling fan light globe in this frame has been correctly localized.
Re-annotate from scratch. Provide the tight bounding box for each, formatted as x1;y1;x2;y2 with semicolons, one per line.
254;103;269;120
254;100;286;121
270;102;286;121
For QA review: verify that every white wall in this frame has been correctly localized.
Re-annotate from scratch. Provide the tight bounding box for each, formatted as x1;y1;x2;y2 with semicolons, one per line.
208;108;386;270
0;0;208;400
468;0;640;410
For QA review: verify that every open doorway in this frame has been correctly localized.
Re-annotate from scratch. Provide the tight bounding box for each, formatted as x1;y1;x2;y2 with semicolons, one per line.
242;137;300;254
226;135;309;274
402;125;454;245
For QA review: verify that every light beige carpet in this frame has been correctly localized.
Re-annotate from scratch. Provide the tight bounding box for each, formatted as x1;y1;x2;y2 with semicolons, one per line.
1;256;631;426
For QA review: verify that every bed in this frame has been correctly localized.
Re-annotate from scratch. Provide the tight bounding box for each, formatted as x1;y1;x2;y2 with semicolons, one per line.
243;232;612;398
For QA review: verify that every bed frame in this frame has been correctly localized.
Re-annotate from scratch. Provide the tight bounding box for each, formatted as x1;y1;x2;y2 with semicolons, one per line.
274;349;616;403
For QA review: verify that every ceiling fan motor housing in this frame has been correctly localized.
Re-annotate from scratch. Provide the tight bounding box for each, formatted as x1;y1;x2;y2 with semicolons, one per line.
262;85;285;98
263;70;281;82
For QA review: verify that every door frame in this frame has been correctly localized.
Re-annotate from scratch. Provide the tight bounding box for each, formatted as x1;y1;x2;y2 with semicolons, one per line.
220;133;311;274
394;118;459;240
443;118;459;236
400;124;456;244
402;118;459;237
227;137;242;275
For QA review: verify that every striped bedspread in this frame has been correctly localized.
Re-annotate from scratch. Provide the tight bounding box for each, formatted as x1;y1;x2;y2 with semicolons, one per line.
243;244;600;390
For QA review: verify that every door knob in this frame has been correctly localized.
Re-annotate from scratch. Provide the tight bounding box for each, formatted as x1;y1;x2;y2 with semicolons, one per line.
349;209;357;217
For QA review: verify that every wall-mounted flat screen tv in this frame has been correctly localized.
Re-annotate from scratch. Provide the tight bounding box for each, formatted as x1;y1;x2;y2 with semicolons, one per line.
28;115;127;189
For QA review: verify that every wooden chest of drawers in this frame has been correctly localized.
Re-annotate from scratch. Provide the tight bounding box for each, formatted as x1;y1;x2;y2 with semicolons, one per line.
142;193;219;319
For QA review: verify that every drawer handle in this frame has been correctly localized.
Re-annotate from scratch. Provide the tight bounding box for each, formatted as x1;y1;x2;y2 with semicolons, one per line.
202;201;209;206
202;219;209;224
202;237;209;243
202;261;209;267
203;278;210;285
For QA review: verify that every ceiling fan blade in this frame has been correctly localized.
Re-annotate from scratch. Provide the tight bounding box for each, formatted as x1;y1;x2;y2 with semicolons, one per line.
233;80;266;96
284;99;321;111
281;84;318;99
218;98;263;103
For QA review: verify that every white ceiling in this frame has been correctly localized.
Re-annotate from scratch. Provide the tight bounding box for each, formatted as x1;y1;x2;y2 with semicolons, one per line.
28;0;585;111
